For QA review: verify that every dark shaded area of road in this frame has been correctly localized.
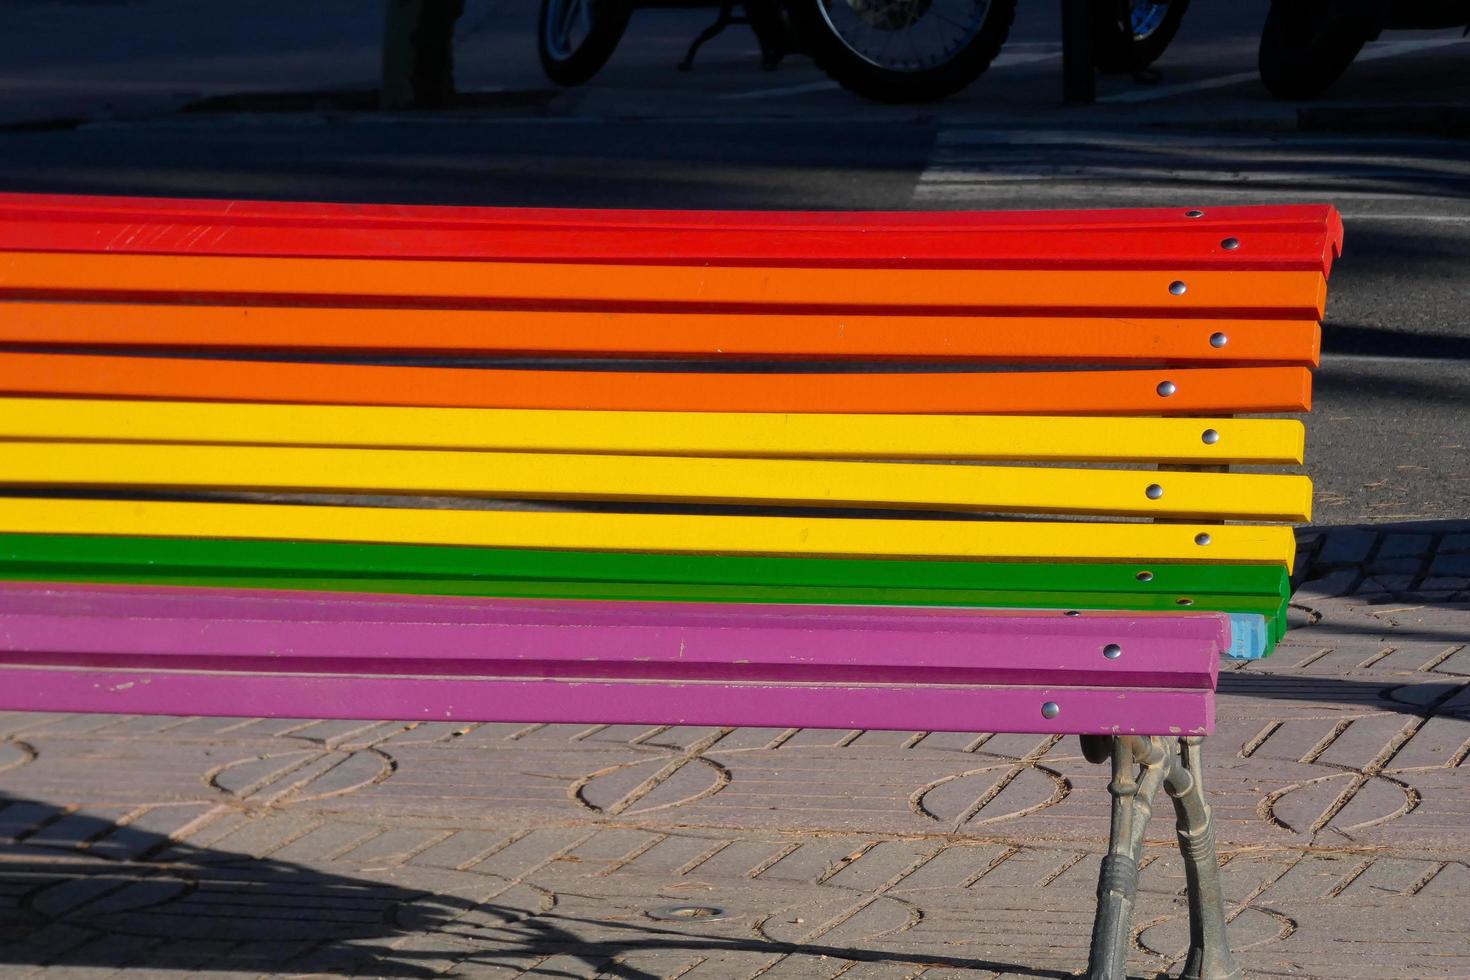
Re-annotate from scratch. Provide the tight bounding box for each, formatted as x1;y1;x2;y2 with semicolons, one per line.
0;0;1465;522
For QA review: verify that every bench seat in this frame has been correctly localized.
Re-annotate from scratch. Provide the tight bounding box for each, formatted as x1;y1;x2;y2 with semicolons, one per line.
0;583;1223;734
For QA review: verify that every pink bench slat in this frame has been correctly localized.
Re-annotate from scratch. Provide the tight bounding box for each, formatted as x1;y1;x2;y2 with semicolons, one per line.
0;583;1224;735
0;668;1213;736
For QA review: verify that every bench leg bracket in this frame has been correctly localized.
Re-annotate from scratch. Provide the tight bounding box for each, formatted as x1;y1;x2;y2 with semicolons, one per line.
1083;735;1240;980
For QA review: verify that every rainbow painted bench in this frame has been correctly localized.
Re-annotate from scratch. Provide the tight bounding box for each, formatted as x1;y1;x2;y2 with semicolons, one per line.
0;193;1341;979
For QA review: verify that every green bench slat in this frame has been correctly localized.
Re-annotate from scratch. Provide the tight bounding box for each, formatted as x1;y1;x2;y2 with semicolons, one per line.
0;533;1290;597
0;570;1286;647
0;533;1290;649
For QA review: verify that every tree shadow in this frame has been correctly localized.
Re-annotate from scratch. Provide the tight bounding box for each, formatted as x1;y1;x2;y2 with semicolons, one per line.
0;793;1072;978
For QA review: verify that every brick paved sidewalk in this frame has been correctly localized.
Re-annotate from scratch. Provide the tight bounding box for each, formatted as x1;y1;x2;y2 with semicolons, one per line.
1;525;1467;979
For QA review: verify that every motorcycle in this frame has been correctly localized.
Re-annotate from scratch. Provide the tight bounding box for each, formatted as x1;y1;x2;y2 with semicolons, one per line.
1260;0;1470;99
538;0;1189;102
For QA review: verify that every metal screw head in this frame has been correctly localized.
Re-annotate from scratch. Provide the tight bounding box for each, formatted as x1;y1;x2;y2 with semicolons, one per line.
1195;532;1212;546
1185;209;1204;218
1176;597;1195;606
1209;332;1228;348
1146;483;1164;500
1103;643;1123;660
1064;610;1081;617
1136;570;1154;582
1221;237;1241;250
1202;428;1220;445
1169;280;1188;296
1157;380;1177;397
1041;701;1061;720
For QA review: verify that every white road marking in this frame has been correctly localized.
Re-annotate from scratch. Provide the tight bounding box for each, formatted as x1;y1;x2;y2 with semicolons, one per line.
1338;213;1470;222
721;45;1059;100
989;48;1061;68
1100;36;1467;104
1097;68;1258;104
914;127;1470;203
718;80;840;101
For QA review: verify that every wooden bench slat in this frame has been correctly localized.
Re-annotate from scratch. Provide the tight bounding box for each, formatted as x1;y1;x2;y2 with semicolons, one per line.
0;399;1307;464
0;193;1343;235
0;302;1322;365
0;665;1217;734
0;220;1339;273
0;568;1284;625
0;534;1292;597
0;252;1329;318
0;583;1223;734
0;353;1314;414
2;441;1313;522
0;498;1298;565
0;582;1228;664
0;531;1291;647
0;570;1286;654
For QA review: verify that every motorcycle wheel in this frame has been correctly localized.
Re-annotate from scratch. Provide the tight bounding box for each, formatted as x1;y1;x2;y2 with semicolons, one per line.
1091;0;1191;74
1258;0;1374;99
787;0;1018;103
538;0;633;86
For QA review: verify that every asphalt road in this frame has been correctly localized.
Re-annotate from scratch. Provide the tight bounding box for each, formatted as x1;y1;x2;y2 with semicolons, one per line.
1;0;1466;525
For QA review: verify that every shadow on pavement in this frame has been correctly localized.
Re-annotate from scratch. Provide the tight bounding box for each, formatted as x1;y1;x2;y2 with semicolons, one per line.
0;793;1074;977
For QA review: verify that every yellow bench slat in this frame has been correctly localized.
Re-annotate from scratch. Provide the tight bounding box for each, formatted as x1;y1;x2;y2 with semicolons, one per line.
0;497;1297;566
0;398;1306;464
1;441;1311;521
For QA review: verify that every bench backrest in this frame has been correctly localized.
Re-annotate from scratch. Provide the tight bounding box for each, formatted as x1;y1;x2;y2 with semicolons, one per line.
0;195;1339;670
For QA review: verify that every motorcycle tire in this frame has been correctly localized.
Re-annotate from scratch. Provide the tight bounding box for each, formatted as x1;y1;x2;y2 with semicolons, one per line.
1258;0;1374;99
538;0;633;86
1091;0;1192;74
786;0;1018;103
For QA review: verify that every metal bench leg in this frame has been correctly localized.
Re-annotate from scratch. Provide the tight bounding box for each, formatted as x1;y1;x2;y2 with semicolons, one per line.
1087;735;1167;980
1164;737;1242;980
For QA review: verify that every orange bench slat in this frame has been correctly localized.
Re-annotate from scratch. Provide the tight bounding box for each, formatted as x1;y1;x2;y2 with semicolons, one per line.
0;301;1321;365
0;352;1312;415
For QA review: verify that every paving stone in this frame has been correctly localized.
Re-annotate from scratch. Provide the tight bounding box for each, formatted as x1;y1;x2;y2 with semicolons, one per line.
1433;647;1470;677
908;732;987;752
205;811;325;860
466;828;595;879
1318;530;1377;566
84;803;220;861
1431;553;1470;577
889;843;1012;892
705;728;792;751
1384;715;1470;770
1417;861;1470;897
1378;534;1434;560
335;826;452;866
777;729;862;749
0;801;63;843
22;808;134;852
408;829;516;872
1367;557;1425;575
640;726;729;751
1294;569;1361;600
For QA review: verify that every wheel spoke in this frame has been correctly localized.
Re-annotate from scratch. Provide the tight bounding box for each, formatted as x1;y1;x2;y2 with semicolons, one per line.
552;0;585;52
